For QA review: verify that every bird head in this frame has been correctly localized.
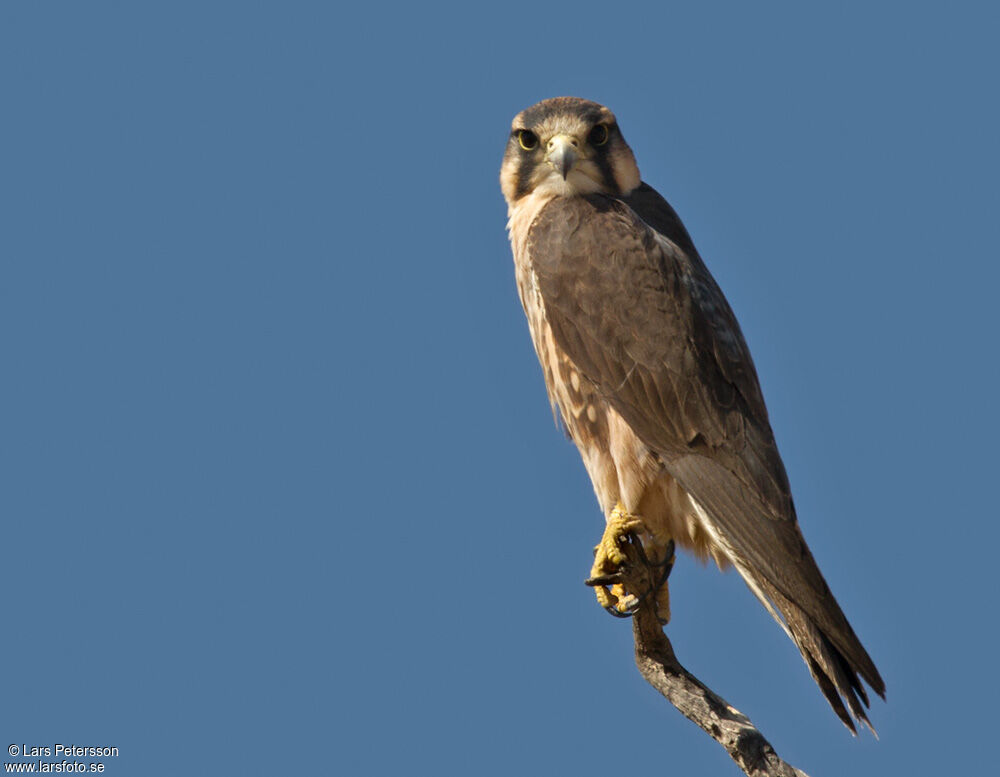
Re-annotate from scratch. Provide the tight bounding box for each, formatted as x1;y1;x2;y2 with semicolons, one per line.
500;97;641;207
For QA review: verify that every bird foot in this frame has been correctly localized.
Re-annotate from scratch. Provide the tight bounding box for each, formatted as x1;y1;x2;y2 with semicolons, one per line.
585;503;675;621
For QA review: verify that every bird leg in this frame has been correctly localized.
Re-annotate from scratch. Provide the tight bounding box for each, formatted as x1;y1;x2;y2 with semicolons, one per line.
585;502;675;622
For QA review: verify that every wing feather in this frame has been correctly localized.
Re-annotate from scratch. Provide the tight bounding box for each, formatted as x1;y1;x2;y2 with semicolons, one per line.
528;191;884;724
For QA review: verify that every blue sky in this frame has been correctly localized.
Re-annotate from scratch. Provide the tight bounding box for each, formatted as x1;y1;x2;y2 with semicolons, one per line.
2;2;997;775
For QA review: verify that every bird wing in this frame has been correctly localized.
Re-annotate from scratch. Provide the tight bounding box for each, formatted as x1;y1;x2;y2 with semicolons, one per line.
528;190;884;729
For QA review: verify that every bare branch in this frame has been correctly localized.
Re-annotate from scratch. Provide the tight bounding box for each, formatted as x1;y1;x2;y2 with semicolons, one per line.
619;539;810;777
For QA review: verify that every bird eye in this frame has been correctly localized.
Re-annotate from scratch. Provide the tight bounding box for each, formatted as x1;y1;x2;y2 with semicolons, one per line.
518;130;539;151
589;124;609;146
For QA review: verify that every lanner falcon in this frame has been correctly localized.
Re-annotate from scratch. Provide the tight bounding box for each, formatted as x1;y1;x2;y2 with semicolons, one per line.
500;97;884;732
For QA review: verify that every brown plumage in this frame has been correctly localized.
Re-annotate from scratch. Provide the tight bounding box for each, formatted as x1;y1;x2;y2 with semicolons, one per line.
500;97;884;732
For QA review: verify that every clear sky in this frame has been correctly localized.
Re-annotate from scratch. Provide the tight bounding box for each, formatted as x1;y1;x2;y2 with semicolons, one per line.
2;2;997;775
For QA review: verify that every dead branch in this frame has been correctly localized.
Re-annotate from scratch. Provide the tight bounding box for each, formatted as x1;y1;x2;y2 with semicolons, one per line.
618;537;810;777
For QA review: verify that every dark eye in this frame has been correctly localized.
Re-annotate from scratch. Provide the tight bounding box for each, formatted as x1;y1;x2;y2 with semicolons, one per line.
518;130;538;151
588;124;609;146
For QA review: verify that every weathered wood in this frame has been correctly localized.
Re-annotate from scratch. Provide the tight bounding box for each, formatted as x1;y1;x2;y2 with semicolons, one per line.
619;537;810;777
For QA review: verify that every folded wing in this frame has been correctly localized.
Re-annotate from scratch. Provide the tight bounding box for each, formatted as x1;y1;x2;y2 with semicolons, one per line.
528;191;885;730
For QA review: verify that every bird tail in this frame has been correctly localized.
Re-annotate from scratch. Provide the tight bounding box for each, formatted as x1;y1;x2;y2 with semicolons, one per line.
684;491;886;731
753;575;886;735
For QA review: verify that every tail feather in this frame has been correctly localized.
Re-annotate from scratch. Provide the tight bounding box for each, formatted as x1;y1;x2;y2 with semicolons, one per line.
756;576;884;734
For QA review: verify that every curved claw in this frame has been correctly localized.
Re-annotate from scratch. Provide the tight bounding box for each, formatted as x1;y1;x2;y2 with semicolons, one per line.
604;604;637;618
592;535;676;620
585;572;624;587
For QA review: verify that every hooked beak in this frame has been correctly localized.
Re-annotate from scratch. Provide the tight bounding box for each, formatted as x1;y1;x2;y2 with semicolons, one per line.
546;134;579;179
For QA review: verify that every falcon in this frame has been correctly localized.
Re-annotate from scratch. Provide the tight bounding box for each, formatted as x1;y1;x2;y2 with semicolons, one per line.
500;97;884;732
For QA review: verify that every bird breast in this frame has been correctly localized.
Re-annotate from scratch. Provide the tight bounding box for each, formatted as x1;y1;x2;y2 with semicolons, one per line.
507;194;730;569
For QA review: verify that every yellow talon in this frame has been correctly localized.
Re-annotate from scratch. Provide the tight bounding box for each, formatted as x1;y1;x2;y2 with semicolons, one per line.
589;502;645;614
587;502;675;622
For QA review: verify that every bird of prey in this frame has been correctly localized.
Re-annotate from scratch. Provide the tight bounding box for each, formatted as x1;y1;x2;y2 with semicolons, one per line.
500;97;884;732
